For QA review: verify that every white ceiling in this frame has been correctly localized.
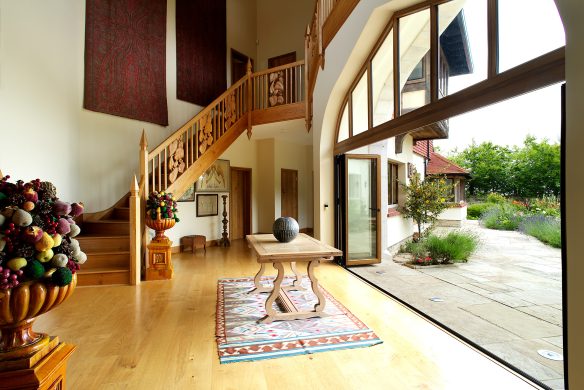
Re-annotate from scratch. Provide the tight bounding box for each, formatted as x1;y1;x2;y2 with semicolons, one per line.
249;118;313;145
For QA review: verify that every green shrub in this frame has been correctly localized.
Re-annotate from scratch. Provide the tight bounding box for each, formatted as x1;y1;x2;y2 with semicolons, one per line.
467;203;494;220
486;192;507;204
425;231;480;263
520;215;562;248
402;240;427;260
527;195;561;218
481;204;522;230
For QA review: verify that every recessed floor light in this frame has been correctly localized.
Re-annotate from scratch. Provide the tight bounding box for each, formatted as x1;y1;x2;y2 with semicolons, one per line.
537;349;563;361
429;297;444;302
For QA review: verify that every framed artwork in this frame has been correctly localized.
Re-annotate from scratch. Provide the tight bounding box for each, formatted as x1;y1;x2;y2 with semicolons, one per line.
196;194;218;217
177;184;195;202
196;159;230;192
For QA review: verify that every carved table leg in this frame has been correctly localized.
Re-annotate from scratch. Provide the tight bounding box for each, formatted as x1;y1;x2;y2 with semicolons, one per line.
307;259;327;313
248;263;271;294
259;263;285;324
289;262;305;290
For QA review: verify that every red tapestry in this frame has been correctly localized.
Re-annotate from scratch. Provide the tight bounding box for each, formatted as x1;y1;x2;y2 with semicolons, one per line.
176;0;226;106
84;0;168;126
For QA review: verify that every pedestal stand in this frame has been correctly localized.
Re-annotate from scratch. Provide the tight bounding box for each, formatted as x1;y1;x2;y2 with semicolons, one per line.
146;239;174;280
219;195;230;247
0;337;76;390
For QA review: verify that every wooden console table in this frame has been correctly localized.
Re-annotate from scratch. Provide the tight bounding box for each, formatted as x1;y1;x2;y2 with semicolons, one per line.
246;233;342;324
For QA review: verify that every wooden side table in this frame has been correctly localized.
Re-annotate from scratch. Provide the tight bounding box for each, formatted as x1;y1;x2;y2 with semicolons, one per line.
246;233;342;324
180;235;206;253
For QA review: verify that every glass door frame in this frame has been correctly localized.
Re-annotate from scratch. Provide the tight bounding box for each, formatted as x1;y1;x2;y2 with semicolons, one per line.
342;154;382;266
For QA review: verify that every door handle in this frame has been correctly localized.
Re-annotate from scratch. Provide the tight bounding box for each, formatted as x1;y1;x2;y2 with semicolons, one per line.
369;208;380;212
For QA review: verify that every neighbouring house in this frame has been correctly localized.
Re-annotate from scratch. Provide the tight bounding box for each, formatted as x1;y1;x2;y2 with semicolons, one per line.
413;139;470;227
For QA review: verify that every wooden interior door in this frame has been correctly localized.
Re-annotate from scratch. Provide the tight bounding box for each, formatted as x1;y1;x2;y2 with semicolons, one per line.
230;167;252;240
267;52;296;68
281;169;298;221
231;49;253;85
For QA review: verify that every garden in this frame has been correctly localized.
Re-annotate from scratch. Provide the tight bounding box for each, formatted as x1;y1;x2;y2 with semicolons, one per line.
398;136;561;266
453;136;561;249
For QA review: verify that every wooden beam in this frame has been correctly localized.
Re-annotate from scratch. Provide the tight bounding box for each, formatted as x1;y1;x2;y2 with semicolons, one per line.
251;103;305;126
334;47;564;155
430;5;438;103
322;0;360;50
393;21;400;120
488;0;499;78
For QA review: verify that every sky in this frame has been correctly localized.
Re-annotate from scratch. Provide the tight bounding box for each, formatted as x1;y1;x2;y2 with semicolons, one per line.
434;0;565;155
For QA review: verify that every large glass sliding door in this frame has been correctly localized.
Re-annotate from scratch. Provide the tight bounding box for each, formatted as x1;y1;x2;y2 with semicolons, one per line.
345;155;381;265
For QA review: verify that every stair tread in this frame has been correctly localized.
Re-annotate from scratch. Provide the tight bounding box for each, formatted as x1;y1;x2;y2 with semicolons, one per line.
76;234;130;239
78;267;129;274
85;220;129;224
86;250;131;255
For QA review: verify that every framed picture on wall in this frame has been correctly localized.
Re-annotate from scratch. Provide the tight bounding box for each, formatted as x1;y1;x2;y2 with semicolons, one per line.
196;194;218;217
177;184;195;202
196;159;230;192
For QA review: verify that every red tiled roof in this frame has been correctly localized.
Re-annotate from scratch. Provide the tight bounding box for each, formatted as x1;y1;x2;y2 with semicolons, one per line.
412;140;469;176
427;152;470;176
412;140;433;157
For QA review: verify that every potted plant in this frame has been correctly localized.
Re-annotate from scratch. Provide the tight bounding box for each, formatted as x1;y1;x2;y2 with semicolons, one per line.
145;191;179;242
0;175;86;359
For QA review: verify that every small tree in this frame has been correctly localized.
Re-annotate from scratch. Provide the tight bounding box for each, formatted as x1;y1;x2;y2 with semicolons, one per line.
401;173;451;239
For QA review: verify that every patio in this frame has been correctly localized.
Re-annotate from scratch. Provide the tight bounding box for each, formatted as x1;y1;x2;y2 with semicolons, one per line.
351;220;564;389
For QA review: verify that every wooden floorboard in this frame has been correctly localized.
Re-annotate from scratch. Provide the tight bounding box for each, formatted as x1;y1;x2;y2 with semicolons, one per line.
35;240;539;389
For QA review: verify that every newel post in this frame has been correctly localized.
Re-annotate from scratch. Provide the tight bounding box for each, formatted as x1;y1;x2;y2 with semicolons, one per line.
305;24;312;132
140;130;149;197
139;130;149;275
246;59;253;139
129;176;141;285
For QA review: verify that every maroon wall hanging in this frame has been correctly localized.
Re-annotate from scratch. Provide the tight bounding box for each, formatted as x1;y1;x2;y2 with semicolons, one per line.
176;0;227;106
84;0;168;126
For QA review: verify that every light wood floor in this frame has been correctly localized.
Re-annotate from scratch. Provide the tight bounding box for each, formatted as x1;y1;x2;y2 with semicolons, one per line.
36;239;540;389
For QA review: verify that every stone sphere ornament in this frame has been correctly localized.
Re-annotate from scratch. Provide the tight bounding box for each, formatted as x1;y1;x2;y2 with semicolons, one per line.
272;217;300;243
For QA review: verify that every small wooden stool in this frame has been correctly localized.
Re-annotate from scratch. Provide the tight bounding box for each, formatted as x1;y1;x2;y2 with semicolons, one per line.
180;235;206;254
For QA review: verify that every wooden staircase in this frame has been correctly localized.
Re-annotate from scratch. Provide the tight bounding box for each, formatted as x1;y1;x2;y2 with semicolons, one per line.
77;61;308;287
76;195;132;286
75;0;355;286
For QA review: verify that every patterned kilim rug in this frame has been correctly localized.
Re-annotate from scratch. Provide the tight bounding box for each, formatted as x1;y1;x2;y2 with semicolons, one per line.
216;276;382;364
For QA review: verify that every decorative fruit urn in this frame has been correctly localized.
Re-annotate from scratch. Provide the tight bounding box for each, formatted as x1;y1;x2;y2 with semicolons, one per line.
145;211;176;243
145;191;179;243
0;275;77;360
0;174;86;363
272;217;300;243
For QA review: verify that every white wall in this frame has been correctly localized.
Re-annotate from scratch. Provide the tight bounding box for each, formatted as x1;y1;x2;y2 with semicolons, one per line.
256;0;313;70
256;138;275;232
0;0;259;213
164;132;259;244
227;0;258;85
0;0;84;201
274;140;313;229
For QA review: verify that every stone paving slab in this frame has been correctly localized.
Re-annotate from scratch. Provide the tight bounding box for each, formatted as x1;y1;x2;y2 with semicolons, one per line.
517;305;563;326
351;220;564;387
462;302;562;339
484;292;532;308
483;339;564;381
542;336;564;349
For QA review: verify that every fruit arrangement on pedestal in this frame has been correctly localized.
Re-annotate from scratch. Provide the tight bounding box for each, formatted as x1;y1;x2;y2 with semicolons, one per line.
145;191;179;242
0;175;86;289
0;174;86;359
